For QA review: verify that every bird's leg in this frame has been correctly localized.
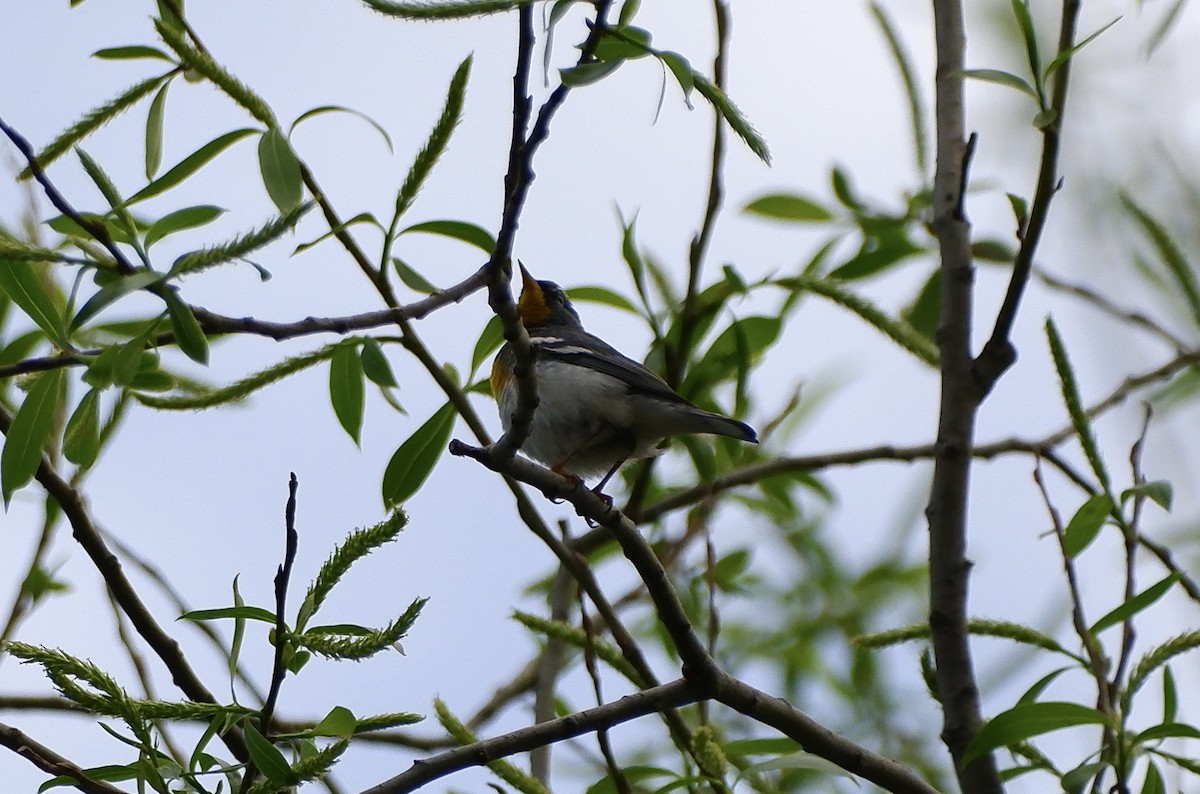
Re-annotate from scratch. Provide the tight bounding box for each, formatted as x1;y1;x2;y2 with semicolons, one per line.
589;457;626;505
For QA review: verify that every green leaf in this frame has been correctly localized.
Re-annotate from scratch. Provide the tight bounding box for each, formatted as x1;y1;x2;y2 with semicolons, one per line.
1062;494;1113;558
1091;574;1181;634
1009;0;1045;105
330;343;366;444
470;315;503;378
382;403;456;508
658;51;694;107
243;723;295;785
1043;17;1120;79
960;68;1039;99
293;212;382;255
145;205;224;249
400;219;494;253
392;258;440;295
0;260;65;344
93;45;176;62
145;80;170;178
829;227;923;280
566;285;640;314
126;128;257;206
901;269;941;340
1134;722;1200;745
592;26;652;61
179;605;279;624
72;271;165;331
1007;192;1029;232
360;338;398;388
963;702;1109;764
258;127;304;211
312;706;357;738
560;60;624;87
291;105;393;153
1162;666;1177;723
63;388;101;469
1120;194;1200;329
2;369;63;504
230;575;247;679
163;289;209;364
744;193;834;222
1121;480;1172;511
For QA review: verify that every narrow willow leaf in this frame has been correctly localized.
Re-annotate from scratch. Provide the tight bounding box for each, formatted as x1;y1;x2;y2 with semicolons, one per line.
126;128;258;206
382;403;456;508
960;68;1039;99
394;57;471;219
963;702;1108;764
692;73;770;164
658;51;694;107
592;26;652;61
1045;317;1110;492
242;724;295;785
163;290;209;364
1009;0;1046;105
93;45;175;62
2;369;63;504
258;128;304;211
329;343;365;444
744;193;833;222
1162;666;1177;723
1090;573;1181;634
63;389;101;469
870;2;928;174
291;105;393;153
180;605;279;624
21;75;169;178
360;0;535;19
567;285;640;314
312;706;357;738
560;60;624;87
1121;480;1172;511
400;219;494;253
1120;194;1200;329
360;338;398;388
1062;493;1113;558
74;149;139;244
144;205;225;249
902;269;941;340
293;212;381;255
470;315;503;377
0;260;65;344
392;258;439;295
145;81;171;179
229;575;247;679
1043;17;1120;79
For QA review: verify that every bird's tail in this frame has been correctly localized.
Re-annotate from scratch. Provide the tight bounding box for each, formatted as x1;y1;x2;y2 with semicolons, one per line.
679;407;758;443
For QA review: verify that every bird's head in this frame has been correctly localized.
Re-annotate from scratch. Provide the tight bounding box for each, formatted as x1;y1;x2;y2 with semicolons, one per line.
517;264;582;329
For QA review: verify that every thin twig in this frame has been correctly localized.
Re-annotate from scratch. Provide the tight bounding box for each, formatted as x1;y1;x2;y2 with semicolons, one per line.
0;721;128;794
361;679;701;794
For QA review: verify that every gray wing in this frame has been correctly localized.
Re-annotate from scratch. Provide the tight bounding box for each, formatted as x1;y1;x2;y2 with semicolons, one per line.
531;331;692;405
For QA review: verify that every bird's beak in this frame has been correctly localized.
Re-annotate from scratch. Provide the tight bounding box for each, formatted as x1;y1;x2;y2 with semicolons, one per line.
516;262;548;325
518;262;537;293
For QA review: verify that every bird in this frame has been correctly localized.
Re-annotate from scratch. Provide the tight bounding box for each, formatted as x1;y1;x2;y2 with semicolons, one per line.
491;265;758;495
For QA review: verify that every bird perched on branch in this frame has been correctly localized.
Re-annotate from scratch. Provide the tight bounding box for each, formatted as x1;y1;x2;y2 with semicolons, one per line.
491;265;758;495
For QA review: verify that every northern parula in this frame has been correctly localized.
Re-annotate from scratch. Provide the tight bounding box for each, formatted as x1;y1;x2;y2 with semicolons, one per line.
491;265;758;493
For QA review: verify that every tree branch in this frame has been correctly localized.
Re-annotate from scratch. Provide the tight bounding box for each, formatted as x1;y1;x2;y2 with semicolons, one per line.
928;0;1001;788
0;721;128;794
360;679;701;794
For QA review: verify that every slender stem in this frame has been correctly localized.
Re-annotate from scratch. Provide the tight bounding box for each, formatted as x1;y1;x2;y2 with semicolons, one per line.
927;0;1001;788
